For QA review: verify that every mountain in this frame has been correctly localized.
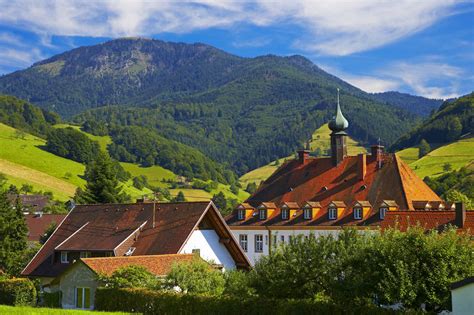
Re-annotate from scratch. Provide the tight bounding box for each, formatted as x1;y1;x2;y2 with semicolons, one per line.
391;92;474;151
0;38;419;174
370;91;443;117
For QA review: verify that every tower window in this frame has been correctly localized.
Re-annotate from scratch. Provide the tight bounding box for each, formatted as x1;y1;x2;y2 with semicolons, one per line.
328;207;337;220
354;207;362;220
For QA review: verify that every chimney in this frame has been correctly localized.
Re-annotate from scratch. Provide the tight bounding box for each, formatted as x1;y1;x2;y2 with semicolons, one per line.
455;202;466;228
357;154;366;181
371;145;384;159
298;150;310;164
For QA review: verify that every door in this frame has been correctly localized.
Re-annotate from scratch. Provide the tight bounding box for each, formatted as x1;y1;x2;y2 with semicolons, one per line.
75;287;91;309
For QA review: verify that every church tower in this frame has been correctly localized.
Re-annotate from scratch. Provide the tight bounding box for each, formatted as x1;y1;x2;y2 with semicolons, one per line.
328;89;349;166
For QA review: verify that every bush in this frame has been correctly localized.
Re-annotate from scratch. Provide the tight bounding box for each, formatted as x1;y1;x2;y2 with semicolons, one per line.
0;278;37;306
98;265;160;290
42;291;61;308
95;287;394;315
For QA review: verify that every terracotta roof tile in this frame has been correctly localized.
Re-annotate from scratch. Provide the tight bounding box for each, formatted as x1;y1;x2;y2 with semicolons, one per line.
381;200;398;208
25;214;67;242
354;201;372;207
82;254;196;276
260;202;277;209
281;202;300;208
304;201;321;208
381;210;474;232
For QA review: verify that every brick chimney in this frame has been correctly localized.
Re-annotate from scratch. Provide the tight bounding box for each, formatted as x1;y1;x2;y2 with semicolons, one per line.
298;150;310;164
371;145;384;159
357;153;366;181
455;202;466;228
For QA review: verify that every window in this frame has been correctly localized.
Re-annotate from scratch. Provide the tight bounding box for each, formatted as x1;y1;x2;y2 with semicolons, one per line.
61;251;69;263
280;235;285;243
282;208;289;220
353;207;362;220
303;208;312;219
380;207;387;219
80;251;91;258
105;252;113;257
259;209;266;220
255;234;263;253
239;234;248;252
192;249;201;256
328;207;337;220
75;287;91;309
237;209;245;220
289;235;293;243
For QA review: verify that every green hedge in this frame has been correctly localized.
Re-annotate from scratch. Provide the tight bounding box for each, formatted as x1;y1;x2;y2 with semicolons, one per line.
0;278;37;306
95;288;396;315
42;291;61;308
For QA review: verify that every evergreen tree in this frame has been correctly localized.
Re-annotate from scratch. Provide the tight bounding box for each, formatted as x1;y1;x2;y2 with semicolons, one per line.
245;182;258;194
172;191;186;202
75;152;129;204
212;191;227;210
0;181;28;275
446;117;463;142
418;139;431;158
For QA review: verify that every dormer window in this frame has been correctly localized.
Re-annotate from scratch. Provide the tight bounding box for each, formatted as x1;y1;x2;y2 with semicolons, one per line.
303;208;312;220
353;207;362;220
328;207;337;220
379;207;387;219
61;251;69;263
281;208;289;220
237;209;245;220
259;209;266;220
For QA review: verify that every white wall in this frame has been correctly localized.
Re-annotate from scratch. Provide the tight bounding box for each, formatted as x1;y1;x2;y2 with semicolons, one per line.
180;229;236;271
452;282;474;315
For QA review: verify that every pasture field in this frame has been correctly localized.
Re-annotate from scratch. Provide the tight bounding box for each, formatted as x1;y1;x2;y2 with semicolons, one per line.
0;305;130;314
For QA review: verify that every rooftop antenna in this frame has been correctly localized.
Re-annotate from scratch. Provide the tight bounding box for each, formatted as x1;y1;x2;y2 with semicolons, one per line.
337;88;340;107
377;137;382;169
152;192;157;229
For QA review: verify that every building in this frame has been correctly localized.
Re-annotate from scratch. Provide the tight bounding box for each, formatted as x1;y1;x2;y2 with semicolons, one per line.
451;277;474;315
49;254;196;309
22;201;250;286
9;194;50;212
24;213;67;243
225;91;467;265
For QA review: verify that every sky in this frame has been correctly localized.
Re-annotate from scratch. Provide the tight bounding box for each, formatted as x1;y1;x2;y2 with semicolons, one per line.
0;0;472;99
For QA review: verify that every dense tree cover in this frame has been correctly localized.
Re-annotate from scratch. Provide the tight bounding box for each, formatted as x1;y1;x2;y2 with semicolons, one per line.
424;164;474;208
251;228;473;311
108;126;236;184
0;38;418;174
45;127;101;163
0;178;29;276
0;94;59;137
74;152;130;204
370;91;442;117
418;139;431;158
392;93;474;151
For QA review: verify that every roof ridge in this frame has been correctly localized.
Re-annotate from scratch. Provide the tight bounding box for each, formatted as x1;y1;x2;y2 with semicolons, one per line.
393;154;411;210
81;253;195;261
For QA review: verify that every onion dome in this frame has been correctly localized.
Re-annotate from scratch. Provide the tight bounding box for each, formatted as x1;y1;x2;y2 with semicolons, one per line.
328;88;349;133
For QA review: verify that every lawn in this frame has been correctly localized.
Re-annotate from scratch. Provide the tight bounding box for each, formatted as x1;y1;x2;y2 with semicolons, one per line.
0;305;130;314
240;124;367;187
396;147;419;164
54;124;112;152
121;162;176;187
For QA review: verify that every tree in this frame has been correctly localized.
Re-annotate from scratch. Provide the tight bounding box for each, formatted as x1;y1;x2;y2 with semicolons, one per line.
223;270;255;297
74;152;129;204
20;184;33;195
442;163;452;172
446;117;462;142
172;191;186;202
212;192;227;211
40;222;57;244
245;182;257;194
418;139;431;158
445;190;472;210
230;183;239;195
165;258;225;295
98;265;159;289
0;181;28;276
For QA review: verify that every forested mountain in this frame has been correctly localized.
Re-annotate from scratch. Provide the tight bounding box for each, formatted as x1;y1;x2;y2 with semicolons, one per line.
391;92;474;151
0;38;419;174
370;91;443;117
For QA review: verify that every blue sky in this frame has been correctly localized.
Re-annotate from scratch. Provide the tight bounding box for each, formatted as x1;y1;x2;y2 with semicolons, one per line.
0;0;472;99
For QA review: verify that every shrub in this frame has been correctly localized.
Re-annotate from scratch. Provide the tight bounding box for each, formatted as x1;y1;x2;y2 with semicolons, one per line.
98;265;160;289
42;291;61;308
0;278;37;306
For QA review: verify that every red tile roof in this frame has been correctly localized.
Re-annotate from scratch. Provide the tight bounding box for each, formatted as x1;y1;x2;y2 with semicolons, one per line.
381;210;474;232
282;202;299;208
81;254;196;276
22;201;250;277
25;214;67;242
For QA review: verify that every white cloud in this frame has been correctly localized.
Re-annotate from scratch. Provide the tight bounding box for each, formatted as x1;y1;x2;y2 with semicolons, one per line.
0;0;462;56
0;47;43;67
232;37;272;48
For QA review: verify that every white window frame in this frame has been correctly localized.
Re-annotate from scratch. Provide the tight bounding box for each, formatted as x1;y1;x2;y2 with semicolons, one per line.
353;207;362;220
239;234;248;252
281;208;289;220
328;207;337;220
255;234;263;253
61;251;69;263
380;207;387;219
259;209;266;220
237;209;244;220
80;251;91;258
303;208;312;220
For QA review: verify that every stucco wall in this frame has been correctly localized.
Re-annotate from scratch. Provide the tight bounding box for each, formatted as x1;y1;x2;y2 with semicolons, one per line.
452;282;474;315
180;229;236;270
57;263;98;309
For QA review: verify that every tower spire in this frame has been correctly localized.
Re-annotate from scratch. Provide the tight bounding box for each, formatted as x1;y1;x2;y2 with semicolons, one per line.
329;88;349;166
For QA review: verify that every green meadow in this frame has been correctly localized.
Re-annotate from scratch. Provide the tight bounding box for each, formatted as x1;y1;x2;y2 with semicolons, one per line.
0;305;130;315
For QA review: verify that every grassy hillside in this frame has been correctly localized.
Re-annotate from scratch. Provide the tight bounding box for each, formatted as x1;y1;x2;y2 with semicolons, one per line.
240;124;367;187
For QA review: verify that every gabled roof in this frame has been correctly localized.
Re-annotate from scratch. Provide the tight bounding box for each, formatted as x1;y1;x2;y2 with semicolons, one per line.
237;203;254;210
22;201;250;277
329;201;346;208
381;200;398;208
81;254;196;277
9;194;50;212
260;202;277;209
354;201;372;208
304;201;321;208
25;214;67;242
245;154;441;211
281;202;299;209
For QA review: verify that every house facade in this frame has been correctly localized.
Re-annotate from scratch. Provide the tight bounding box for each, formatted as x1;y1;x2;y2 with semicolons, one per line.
226;93;469;265
22;201;250;287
